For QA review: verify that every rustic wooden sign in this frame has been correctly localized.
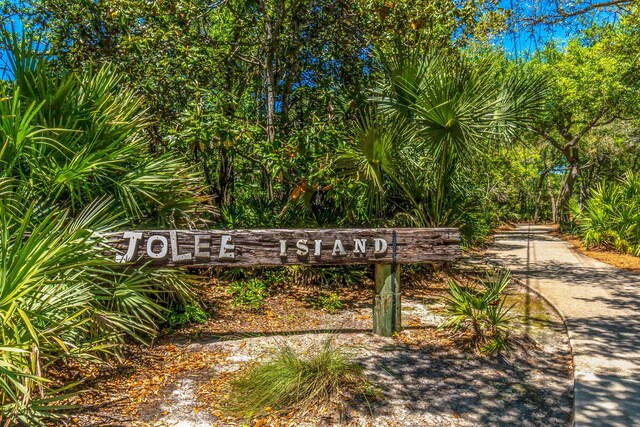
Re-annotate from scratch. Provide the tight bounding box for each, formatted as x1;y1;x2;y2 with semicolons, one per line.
110;227;460;337
110;228;460;267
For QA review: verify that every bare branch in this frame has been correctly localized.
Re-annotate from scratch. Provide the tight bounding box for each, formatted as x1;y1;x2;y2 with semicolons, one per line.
556;0;631;20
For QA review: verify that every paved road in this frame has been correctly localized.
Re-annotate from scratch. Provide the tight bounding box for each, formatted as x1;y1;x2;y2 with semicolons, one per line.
488;225;640;427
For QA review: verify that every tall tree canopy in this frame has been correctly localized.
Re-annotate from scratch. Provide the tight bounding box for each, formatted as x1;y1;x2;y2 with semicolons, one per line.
527;15;640;219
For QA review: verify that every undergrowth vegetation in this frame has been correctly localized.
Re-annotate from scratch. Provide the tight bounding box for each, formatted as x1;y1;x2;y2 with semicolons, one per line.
570;172;640;255
224;340;378;419
166;304;209;327
315;292;344;313
0;36;208;424
226;278;268;310
439;271;516;354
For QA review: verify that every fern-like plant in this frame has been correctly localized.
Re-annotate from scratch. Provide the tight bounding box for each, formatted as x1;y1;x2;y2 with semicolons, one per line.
572;172;640;255
439;271;516;354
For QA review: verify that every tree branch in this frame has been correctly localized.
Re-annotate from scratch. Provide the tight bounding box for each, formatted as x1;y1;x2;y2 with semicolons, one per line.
528;126;566;152
570;108;609;146
556;0;631;20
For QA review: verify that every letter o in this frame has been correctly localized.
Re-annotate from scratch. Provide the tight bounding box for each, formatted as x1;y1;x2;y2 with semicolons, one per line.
147;235;168;259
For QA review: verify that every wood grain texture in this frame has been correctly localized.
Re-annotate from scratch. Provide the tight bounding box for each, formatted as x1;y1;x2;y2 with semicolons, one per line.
108;228;461;267
373;264;402;336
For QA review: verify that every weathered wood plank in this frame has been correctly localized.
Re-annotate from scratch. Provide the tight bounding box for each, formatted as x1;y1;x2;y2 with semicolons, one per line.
373;264;402;336
108;228;461;267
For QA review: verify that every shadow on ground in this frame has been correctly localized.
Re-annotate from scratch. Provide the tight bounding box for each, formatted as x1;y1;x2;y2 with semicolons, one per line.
356;338;573;426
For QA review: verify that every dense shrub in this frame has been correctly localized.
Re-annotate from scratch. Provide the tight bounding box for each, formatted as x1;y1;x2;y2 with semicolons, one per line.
0;36;208;424
0;189;196;424
439;271;516;354
571;172;640;255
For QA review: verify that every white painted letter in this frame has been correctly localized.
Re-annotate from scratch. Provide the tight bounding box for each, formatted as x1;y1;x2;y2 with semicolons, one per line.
147;235;168;259
332;239;346;256
279;240;287;257
353;239;366;255
115;231;143;263
170;231;192;262
374;238;388;256
314;240;322;257
296;239;309;257
194;235;211;258
219;235;235;259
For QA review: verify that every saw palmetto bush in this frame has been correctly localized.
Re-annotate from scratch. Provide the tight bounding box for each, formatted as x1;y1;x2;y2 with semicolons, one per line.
439;271;516;354
0;186;168;424
338;50;546;242
571;172;640;255
2;33;211;227
0;33;210;425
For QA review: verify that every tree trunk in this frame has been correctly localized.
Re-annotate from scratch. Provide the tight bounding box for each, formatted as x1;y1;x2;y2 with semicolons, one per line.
260;1;277;147
534;169;549;224
217;146;234;208
580;162;597;205
533;108;608;224
558;156;579;222
547;178;558;223
264;56;276;146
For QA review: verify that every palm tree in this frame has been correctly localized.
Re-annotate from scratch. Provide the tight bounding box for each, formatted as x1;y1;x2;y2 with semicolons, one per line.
0;33;211;424
340;50;547;228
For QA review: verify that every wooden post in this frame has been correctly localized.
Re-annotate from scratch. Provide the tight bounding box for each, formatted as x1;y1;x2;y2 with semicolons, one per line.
373;263;401;337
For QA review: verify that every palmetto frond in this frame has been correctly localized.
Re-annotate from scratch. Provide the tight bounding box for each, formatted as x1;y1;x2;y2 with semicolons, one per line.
361;50;547;227
2;34;213;226
0;33;204;423
336;108;415;217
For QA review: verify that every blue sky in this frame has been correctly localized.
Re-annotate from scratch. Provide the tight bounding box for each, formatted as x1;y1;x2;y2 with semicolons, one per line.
497;0;622;57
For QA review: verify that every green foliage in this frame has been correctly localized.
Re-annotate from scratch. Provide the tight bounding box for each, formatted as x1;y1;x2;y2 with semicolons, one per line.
0;32;212;227
226;279;268;310
225;341;378;417
572;172;640;255
459;211;495;248
439;271;516;354
336;50;546;243
0;34;204;424
1;0;524;239
0;187;194;424
283;266;368;288
315;293;344;313
166;304;209;327
526;18;640;219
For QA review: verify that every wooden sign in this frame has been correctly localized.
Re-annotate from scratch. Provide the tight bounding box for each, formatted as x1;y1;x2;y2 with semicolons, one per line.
109;227;460;337
111;228;460;267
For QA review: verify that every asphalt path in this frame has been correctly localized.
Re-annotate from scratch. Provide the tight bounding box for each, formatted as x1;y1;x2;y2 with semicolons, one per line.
489;224;640;427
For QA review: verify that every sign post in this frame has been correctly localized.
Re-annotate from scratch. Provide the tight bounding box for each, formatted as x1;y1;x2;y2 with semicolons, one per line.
109;228;461;336
373;263;402;336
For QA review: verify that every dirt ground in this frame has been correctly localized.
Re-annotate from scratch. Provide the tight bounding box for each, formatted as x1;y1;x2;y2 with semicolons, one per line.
552;230;640;272
64;266;574;427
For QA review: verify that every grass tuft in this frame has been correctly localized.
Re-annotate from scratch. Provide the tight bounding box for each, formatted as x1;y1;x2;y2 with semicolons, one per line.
224;340;379;418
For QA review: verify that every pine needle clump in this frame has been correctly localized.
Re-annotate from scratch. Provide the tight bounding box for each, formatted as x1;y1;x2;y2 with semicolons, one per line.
224;341;380;418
